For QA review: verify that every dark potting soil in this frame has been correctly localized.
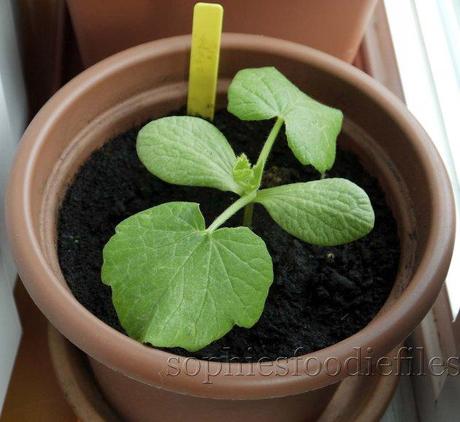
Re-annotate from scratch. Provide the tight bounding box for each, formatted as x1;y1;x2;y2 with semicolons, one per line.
57;109;400;362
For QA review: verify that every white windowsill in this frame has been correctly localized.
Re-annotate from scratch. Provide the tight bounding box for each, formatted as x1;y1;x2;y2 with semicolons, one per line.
384;0;460;319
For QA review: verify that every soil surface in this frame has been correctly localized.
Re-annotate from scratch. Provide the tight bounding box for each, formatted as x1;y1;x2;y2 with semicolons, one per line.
58;109;400;362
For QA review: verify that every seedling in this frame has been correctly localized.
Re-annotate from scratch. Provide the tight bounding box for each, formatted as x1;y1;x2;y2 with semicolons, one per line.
102;67;375;352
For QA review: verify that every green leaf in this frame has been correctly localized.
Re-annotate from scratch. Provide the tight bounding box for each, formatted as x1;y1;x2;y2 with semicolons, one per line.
256;178;374;246
137;116;242;194
285;106;341;175
227;67;343;173
102;202;273;352
232;153;258;193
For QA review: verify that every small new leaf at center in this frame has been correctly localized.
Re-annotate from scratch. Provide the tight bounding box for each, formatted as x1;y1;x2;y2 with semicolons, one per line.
232;153;258;193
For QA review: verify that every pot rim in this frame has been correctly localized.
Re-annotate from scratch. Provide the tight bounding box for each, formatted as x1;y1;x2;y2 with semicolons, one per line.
6;33;455;399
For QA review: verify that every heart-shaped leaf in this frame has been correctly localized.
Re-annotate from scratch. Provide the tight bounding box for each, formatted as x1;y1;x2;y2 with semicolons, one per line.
102;202;273;352
137;116;242;194
256;178;374;246
228;67;343;173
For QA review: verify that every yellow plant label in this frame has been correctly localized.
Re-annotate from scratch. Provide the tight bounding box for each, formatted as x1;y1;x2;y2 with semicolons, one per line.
187;2;223;120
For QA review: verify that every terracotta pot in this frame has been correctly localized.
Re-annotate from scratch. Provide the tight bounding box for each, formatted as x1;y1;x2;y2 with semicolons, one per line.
66;0;378;66
6;34;455;421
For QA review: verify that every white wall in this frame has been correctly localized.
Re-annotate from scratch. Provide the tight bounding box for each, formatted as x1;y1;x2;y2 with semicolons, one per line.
0;0;28;413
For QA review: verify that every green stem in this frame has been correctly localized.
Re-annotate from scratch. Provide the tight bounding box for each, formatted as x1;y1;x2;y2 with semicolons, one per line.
240;116;284;228
254;116;284;185
209;117;284;232
207;191;257;232
242;203;254;227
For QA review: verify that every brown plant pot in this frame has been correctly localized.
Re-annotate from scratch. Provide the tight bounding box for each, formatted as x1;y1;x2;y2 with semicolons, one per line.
47;324;401;422
6;34;455;421
66;0;378;66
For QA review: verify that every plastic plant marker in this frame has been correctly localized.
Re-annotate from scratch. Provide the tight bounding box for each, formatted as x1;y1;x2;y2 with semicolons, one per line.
187;2;223;120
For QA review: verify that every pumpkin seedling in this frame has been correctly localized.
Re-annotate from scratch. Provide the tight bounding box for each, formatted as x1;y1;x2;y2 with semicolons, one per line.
101;67;375;352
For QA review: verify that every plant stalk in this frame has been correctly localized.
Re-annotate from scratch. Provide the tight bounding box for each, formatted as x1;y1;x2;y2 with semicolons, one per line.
209;117;284;232
207;191;257;232
254;116;284;185
242;203;254;227
241;116;284;227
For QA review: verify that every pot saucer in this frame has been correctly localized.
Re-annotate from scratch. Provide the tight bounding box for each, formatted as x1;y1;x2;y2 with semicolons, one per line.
48;325;399;422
